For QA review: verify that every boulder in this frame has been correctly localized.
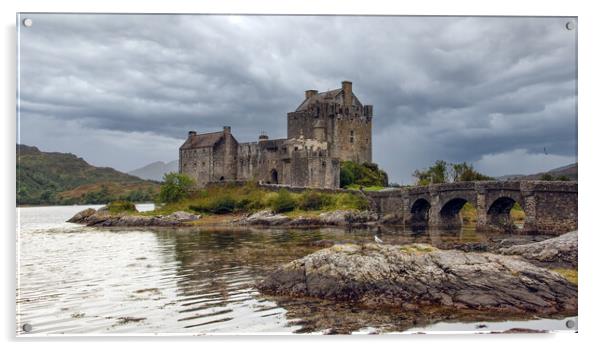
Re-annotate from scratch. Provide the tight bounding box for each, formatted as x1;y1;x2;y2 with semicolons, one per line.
317;210;378;225
165;211;200;222
67;208;97;223
258;243;577;315
238;210;291;226
499;231;577;267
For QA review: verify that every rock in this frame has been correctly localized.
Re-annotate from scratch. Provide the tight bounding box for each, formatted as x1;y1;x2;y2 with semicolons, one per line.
165;211;200;222
67;208;190;227
238;210;291;226
67;208;97;223
318;210;378;225
499;231;577;267
258;243;577;315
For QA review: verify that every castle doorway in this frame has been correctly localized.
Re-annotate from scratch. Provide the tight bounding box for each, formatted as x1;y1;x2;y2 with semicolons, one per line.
270;169;278;184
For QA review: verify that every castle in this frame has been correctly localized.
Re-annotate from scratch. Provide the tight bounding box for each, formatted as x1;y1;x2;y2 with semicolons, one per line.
179;81;373;189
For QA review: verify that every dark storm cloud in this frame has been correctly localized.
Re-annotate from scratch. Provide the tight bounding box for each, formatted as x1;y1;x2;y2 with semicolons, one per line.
18;14;577;181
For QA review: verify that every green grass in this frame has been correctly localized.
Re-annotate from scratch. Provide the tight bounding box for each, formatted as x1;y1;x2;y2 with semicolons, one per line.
344;184;385;191
147;182;369;216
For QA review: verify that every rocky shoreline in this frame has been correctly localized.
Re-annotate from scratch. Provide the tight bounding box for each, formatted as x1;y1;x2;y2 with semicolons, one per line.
67;207;201;227
67;207;383;228
257;242;577;316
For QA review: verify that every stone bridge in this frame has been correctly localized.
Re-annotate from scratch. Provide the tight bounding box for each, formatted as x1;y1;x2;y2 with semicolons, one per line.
366;181;577;235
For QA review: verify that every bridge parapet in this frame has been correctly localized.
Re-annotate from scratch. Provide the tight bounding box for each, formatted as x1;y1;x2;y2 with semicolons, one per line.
366;180;577;235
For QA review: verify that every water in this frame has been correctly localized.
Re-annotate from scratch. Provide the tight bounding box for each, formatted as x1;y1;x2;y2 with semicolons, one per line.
16;205;575;335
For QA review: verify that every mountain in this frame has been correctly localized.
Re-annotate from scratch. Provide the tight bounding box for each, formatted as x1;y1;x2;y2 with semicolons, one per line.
16;144;160;205
497;163;577;181
128;160;178;181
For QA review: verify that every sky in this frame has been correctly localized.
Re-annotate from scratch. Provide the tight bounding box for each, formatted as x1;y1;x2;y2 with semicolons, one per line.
17;14;577;184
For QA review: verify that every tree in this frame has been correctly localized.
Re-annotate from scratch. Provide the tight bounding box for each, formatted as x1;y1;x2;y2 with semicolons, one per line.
413;160;449;185
452;162;493;182
413;160;492;185
339;161;388;188
158;172;195;203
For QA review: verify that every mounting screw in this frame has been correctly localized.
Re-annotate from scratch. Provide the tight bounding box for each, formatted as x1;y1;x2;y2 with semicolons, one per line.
22;18;33;27
565;21;575;30
22;323;32;332
565;319;575;329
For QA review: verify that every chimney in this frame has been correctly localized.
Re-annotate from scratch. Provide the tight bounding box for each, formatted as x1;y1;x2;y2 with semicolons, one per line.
223;126;231;134
305;89;318;99
342;81;353;106
188;130;197;138
259;130;269;141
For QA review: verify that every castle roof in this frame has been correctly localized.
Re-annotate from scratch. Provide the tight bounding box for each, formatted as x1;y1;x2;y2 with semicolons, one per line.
179;131;223;150
295;88;362;112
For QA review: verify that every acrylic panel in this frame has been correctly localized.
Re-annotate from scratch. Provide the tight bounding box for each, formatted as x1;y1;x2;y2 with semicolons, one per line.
16;13;578;336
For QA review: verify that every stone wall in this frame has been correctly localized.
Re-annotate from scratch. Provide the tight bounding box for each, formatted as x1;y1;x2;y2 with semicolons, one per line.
179;146;214;187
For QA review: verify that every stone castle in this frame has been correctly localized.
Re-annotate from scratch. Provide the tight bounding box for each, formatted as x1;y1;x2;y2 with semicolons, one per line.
179;81;373;189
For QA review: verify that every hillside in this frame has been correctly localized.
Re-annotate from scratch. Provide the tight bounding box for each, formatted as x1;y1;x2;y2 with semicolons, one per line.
17;145;160;205
497;163;577;181
128;160;178;181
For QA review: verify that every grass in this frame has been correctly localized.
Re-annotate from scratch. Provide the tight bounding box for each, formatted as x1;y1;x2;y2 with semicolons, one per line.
344;184;385;191
147;182;369;217
552;268;578;285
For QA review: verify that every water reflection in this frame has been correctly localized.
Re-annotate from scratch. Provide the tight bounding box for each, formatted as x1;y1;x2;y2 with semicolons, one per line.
17;205;558;335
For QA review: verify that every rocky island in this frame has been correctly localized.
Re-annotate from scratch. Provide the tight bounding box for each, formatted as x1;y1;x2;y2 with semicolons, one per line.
258;241;577;316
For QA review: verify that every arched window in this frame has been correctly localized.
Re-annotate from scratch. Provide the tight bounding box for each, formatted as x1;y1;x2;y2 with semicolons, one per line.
350;130;355;143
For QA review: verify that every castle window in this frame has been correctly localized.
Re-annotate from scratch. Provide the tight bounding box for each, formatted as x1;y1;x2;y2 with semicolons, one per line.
350;130;355;143
202;162;205;166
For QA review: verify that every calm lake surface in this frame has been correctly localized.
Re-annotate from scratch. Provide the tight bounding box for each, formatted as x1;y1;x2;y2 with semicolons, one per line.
16;205;576;335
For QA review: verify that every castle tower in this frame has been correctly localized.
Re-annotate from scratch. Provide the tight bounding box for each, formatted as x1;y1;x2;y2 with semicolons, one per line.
287;81;373;163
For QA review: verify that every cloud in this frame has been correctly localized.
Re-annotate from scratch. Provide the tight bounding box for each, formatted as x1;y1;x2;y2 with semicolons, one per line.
17;14;577;183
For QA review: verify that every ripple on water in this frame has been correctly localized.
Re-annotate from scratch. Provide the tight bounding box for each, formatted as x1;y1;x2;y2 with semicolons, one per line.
17;205;571;335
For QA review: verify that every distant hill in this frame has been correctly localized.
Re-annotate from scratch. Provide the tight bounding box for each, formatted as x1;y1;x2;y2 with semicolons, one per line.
497;163;577;181
128;160;178;181
16;144;160;205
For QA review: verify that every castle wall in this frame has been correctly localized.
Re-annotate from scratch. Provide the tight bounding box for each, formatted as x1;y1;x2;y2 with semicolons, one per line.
287;102;372;164
180;147;214;187
332;110;372;164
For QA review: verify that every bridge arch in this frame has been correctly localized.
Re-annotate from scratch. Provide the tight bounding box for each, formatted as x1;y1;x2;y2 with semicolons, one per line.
409;198;431;227
439;197;472;229
487;196;521;232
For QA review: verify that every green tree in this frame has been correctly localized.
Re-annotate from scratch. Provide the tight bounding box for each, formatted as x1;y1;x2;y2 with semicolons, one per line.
540;173;554;181
340;161;388;188
414;160;491;185
158;172;195;203
452;162;493;182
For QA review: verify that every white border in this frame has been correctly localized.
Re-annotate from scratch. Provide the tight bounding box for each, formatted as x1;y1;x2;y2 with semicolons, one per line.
3;0;601;349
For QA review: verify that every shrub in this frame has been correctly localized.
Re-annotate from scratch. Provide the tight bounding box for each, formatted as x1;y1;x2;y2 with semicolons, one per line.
271;189;297;213
340;161;388;188
190;196;236;214
298;191;332;211
335;193;369;210
208;196;236;214
158;173;195;203
107;200;137;214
